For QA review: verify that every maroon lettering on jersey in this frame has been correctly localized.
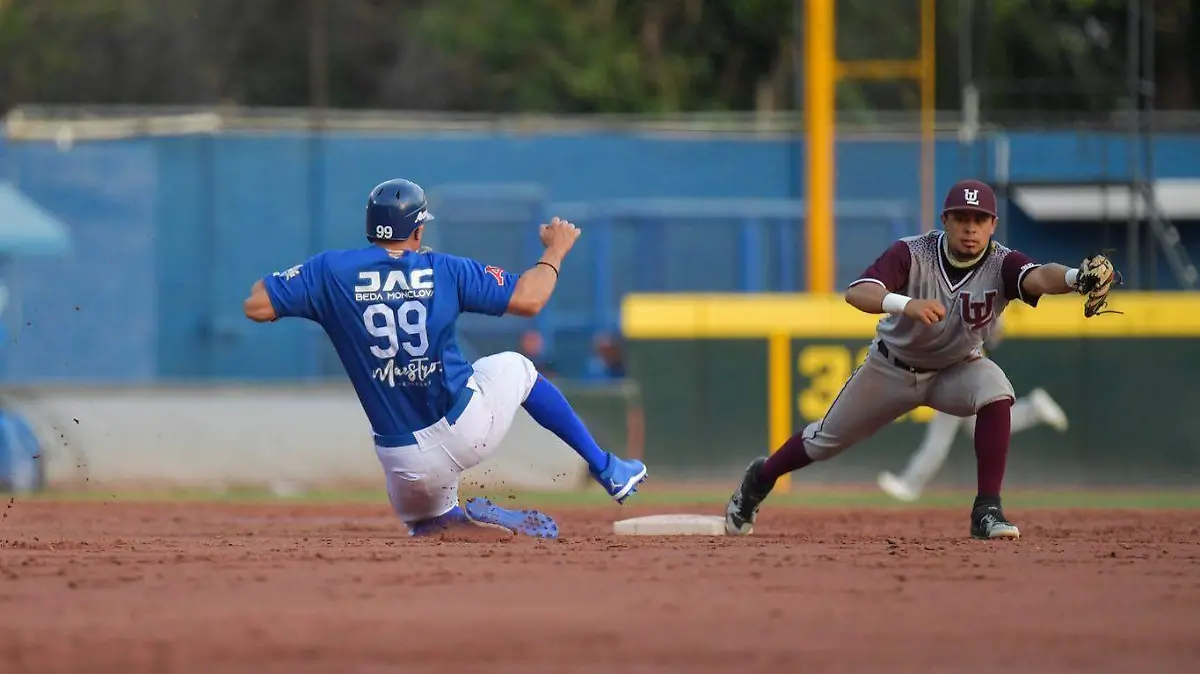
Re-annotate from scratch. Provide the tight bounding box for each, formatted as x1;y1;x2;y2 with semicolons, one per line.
850;240;912;292
1000;250;1041;306
960;289;998;330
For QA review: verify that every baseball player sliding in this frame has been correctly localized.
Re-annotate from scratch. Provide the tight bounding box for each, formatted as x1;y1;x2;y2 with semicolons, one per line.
725;179;1120;540
877;317;1070;503
243;178;648;539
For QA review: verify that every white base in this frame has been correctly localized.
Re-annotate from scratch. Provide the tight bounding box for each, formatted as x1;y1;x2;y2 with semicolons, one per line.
612;514;729;536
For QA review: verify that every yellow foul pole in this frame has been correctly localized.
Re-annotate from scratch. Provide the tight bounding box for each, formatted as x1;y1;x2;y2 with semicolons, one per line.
805;0;835;294
920;0;937;232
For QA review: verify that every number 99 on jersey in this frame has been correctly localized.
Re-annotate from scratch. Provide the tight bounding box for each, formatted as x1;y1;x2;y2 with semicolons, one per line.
793;343;936;425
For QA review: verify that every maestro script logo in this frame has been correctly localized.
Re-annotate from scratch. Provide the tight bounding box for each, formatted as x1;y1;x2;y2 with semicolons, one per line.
372;357;441;387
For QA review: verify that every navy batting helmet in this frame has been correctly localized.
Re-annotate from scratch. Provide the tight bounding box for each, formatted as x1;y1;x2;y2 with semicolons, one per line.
365;179;434;242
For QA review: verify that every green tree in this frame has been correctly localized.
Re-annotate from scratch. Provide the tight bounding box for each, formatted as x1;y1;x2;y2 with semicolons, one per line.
0;0;1194;117
415;0;794;113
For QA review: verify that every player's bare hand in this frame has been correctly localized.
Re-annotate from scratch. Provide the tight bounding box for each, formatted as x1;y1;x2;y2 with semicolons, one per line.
903;299;946;324
539;217;581;253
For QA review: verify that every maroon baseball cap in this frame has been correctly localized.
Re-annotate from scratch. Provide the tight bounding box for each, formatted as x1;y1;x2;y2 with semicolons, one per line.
942;179;997;217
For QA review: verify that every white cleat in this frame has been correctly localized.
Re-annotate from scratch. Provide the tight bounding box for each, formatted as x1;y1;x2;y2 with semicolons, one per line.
1030;388;1069;432
877;471;920;503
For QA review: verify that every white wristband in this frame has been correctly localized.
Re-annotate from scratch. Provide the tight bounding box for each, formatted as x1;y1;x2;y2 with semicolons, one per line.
881;293;912;315
1065;268;1080;288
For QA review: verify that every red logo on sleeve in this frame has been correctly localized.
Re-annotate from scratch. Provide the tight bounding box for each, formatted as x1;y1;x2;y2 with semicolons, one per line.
484;266;505;286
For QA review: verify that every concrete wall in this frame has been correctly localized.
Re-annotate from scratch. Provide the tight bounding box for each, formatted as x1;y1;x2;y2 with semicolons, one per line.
0;385;595;492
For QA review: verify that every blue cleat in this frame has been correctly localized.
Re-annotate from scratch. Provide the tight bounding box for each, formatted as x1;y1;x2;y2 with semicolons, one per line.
592;453;648;504
407;505;472;537
408;504;519;540
464;497;559;539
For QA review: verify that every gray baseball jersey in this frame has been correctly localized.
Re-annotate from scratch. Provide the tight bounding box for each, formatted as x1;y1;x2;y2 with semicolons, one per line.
795;232;1041;462
848;231;1040;370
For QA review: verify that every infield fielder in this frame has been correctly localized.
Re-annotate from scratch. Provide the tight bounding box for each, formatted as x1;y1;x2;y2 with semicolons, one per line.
725;179;1120;540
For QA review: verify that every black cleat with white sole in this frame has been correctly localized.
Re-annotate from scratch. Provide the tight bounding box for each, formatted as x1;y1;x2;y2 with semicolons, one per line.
970;503;1020;540
725;457;774;536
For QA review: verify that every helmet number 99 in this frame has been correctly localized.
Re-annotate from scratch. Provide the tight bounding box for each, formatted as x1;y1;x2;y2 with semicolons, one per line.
376;225;393;239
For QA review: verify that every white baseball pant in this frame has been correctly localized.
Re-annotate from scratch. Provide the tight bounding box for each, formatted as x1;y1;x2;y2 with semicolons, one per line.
373;351;538;523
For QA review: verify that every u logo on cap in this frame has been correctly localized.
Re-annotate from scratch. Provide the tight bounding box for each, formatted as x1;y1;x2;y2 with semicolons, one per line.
964;189;979;206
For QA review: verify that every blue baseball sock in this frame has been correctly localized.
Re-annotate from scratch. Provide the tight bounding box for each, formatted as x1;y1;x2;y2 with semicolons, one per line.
522;374;611;474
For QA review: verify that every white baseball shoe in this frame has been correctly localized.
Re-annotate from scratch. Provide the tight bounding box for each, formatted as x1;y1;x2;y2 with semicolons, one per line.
1029;388;1069;432
877;471;920;503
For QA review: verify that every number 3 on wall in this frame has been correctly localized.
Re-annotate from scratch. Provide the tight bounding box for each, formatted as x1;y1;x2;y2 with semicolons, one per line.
362;301;429;359
795;344;934;423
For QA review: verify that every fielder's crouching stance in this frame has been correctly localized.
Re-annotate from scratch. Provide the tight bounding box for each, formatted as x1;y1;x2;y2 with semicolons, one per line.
243;179;648;539
725;179;1121;540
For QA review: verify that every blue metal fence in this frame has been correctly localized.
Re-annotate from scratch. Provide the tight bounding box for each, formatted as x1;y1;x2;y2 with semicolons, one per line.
424;186;916;373
0;128;1197;382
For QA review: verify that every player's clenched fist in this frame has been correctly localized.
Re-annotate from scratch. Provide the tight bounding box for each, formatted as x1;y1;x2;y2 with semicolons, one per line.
539;217;581;253
903;299;946;325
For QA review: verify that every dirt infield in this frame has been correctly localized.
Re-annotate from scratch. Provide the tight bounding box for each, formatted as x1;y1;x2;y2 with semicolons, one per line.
0;500;1196;674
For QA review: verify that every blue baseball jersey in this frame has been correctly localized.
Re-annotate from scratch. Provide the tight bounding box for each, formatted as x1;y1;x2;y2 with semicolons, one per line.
263;246;519;445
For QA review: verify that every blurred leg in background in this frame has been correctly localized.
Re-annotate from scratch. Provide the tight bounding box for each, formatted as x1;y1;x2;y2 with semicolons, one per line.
879;387;1069;502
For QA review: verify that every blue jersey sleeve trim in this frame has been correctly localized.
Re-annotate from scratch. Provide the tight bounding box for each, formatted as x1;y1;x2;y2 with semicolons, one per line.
443;253;518;317
262;253;325;321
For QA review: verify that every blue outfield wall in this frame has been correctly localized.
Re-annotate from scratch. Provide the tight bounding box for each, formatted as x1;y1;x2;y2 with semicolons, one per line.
1;129;1199;383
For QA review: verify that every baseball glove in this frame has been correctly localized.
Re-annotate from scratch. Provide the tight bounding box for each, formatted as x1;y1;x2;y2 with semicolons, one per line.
1076;254;1123;317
